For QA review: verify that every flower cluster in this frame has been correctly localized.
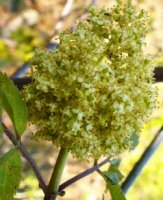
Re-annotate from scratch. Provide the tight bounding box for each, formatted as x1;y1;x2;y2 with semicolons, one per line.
23;4;157;160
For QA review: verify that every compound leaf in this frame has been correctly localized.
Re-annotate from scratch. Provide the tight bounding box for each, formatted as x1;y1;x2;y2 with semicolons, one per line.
0;148;22;200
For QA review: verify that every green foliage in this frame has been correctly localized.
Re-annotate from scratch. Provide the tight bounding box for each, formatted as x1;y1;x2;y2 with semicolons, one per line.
23;4;157;160
0;72;28;135
0;148;22;200
102;161;126;200
103;162;124;185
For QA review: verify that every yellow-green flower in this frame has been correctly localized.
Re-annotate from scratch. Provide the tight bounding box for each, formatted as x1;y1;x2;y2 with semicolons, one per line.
23;4;157;160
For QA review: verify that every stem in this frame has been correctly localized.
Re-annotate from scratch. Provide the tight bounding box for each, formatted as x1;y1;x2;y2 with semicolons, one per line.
58;157;110;193
0;120;49;197
45;148;69;200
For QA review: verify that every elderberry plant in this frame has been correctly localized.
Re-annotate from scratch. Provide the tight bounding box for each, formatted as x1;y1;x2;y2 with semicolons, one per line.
0;3;157;200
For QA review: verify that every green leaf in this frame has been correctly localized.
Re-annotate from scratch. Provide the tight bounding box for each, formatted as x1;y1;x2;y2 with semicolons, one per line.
102;161;126;200
0;148;22;200
103;162;123;185
110;159;121;168
106;179;127;200
0;72;28;135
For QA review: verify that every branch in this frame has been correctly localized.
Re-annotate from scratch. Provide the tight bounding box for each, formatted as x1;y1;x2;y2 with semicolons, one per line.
58;157;110;193
0;120;49;198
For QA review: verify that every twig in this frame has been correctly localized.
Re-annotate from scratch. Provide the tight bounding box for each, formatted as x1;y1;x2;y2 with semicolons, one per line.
58;157;110;193
94;159;105;176
0;120;49;198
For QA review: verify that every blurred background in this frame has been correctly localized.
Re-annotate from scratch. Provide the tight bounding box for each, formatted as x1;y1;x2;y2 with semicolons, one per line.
0;0;163;200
